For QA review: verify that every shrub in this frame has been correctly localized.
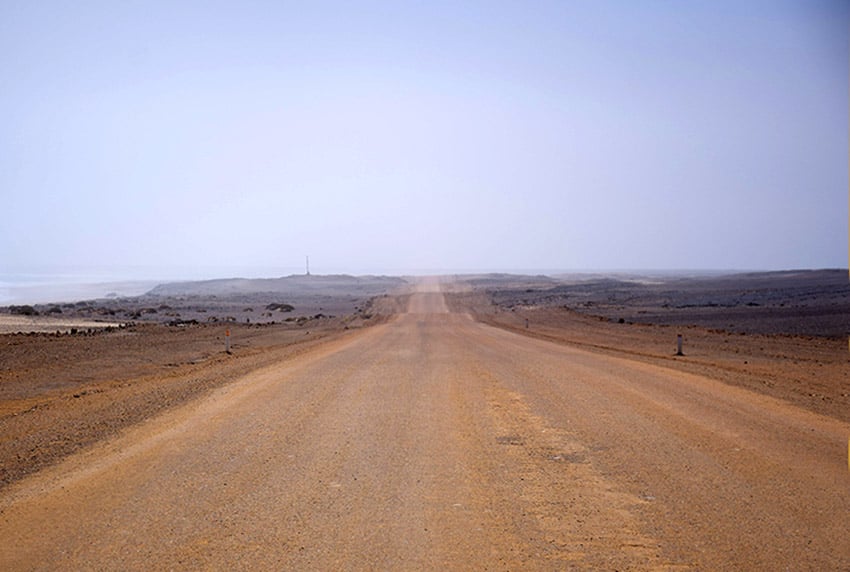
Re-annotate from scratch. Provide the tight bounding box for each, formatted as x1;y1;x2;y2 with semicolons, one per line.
10;305;38;316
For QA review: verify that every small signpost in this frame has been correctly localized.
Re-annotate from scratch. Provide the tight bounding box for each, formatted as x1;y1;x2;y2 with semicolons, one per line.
225;328;231;354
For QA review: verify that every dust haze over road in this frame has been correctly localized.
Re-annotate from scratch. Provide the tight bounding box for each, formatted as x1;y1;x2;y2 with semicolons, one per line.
1;280;848;570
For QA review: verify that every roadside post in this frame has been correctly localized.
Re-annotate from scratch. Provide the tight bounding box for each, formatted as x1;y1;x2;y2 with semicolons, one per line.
225;328;231;354
676;334;684;356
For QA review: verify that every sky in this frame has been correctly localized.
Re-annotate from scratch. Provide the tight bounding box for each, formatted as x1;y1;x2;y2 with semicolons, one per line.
1;0;848;278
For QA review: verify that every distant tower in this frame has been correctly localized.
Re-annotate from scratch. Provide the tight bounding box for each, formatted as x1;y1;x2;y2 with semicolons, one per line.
306;255;310;276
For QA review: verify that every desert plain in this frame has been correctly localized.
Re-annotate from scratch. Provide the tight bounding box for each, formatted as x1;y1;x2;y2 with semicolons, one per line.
0;269;849;569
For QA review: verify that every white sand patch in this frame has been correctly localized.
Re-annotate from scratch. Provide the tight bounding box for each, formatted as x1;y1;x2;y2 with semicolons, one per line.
0;315;122;334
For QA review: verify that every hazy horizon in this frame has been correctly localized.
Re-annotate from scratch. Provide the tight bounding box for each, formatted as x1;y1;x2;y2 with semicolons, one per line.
2;1;847;274
3;263;846;306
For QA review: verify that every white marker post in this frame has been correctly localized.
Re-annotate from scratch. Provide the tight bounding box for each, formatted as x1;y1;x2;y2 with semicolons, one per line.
225;328;231;354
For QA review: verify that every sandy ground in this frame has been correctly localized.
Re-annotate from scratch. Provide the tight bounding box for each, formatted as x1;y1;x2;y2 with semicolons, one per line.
0;274;409;487
1;286;848;570
445;271;850;425
0;294;406;488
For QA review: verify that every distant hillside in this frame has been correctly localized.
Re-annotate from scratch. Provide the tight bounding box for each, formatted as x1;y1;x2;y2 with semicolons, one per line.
147;274;408;298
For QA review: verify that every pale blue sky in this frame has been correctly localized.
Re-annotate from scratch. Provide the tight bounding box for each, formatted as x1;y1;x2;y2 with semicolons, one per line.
1;1;847;277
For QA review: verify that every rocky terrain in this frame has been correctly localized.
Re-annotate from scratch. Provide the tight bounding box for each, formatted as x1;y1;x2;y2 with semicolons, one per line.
0;274;408;333
463;269;850;338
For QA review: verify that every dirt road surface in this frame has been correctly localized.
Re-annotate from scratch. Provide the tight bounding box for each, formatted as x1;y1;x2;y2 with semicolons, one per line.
2;285;849;570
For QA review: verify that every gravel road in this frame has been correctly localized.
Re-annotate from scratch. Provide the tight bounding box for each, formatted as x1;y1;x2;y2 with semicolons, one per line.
1;286;848;570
